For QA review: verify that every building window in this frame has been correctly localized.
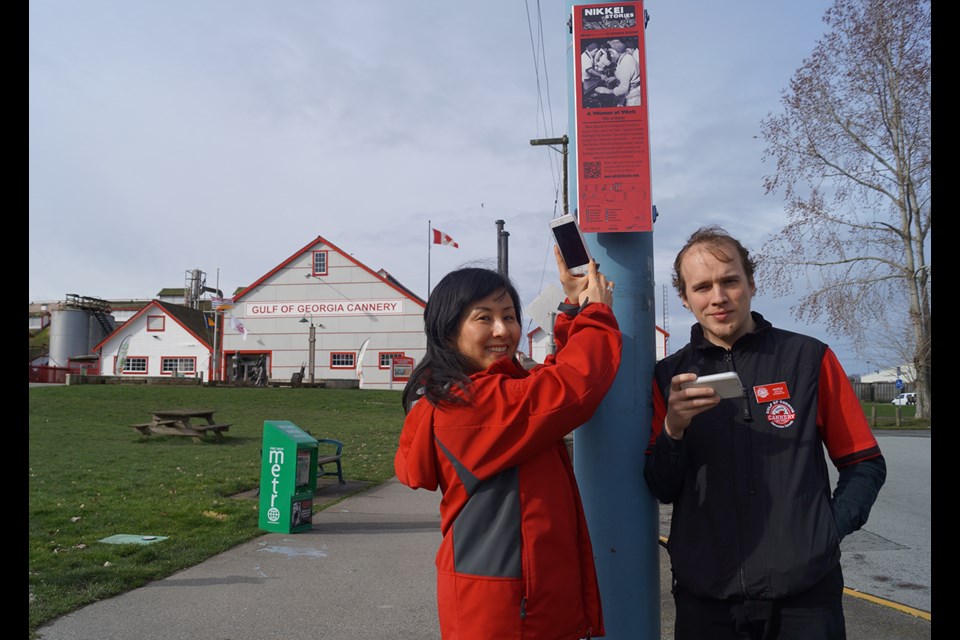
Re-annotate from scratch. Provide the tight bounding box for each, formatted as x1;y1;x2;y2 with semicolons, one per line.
330;352;355;369
161;357;197;375
147;315;165;332
379;352;404;369
312;251;328;276
122;357;148;373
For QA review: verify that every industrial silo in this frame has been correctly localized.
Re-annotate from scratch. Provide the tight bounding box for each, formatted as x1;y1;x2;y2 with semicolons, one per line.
48;308;92;367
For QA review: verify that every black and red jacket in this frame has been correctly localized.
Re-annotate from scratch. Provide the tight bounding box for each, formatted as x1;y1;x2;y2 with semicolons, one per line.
645;312;884;600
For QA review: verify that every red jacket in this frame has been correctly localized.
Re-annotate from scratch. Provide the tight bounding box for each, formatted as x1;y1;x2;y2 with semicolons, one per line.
395;303;621;639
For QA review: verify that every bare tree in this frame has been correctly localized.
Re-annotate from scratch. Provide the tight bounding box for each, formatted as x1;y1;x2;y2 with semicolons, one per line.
757;0;930;418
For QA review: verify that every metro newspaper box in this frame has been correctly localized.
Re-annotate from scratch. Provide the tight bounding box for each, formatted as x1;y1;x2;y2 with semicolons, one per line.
258;420;318;533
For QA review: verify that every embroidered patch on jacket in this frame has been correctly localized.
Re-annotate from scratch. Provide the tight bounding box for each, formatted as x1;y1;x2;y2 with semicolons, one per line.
765;400;796;429
753;381;790;403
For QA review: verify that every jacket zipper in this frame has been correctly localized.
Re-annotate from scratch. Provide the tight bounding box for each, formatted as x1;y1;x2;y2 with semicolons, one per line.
727;351;753;596
726;351;755;494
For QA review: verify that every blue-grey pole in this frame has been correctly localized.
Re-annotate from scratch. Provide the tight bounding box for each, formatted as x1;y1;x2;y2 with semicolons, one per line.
565;2;660;637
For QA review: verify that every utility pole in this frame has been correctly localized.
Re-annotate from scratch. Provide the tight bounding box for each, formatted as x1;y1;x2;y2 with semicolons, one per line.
529;136;569;215
495;219;509;276
564;2;658;637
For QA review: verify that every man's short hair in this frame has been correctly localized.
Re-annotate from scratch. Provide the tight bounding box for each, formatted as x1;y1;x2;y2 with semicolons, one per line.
672;225;757;297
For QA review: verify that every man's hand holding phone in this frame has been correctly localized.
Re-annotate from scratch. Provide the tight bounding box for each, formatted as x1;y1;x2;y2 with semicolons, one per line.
680;372;744;399
664;372;730;439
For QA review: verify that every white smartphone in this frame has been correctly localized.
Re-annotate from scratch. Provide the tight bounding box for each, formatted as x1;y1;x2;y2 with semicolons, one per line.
549;213;593;276
680;371;745;399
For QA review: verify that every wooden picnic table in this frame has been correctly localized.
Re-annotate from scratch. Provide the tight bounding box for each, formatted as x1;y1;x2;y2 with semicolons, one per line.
131;409;231;442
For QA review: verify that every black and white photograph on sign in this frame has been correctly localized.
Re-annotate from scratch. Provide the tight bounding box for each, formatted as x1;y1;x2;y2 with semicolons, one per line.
581;37;641;108
580;39;616;108
580;5;637;31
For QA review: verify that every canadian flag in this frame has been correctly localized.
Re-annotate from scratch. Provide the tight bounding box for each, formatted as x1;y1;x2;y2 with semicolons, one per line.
432;228;459;248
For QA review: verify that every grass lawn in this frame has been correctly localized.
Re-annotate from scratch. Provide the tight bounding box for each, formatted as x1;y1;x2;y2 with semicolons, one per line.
28;385;928;638
28;384;406;638
861;401;929;429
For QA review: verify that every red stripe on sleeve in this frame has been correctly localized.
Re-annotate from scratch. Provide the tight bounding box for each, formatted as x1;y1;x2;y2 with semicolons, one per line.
817;347;881;467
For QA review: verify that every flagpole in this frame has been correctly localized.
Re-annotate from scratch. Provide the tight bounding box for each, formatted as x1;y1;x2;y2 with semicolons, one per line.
427;219;432;298
214;311;220;382
213;268;220;382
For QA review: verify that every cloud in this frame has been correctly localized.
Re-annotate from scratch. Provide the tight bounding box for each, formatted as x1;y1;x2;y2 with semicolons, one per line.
30;0;872;373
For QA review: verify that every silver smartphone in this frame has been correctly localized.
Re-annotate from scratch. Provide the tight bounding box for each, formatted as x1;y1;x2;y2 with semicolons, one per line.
549;214;592;276
680;372;745;399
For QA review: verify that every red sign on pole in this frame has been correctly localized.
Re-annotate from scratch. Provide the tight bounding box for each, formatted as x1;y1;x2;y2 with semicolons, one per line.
392;356;414;383
572;2;652;232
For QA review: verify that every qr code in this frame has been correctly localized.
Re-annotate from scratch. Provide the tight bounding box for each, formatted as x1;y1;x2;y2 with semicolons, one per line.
583;161;601;179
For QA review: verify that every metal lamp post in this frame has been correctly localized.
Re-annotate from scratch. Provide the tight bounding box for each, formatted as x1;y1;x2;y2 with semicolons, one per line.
299;314;324;386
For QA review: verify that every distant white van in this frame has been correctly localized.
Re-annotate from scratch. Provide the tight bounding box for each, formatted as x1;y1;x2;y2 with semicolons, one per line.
892;392;916;406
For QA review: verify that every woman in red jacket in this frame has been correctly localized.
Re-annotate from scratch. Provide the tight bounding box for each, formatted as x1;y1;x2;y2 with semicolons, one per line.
394;247;622;639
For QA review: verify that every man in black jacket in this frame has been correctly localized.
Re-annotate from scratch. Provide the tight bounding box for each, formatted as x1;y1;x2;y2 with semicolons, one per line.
645;225;886;640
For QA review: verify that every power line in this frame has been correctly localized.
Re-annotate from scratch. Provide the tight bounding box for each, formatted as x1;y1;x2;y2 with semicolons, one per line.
525;0;567;308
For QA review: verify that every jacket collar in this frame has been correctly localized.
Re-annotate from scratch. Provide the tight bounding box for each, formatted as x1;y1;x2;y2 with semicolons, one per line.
472;356;528;379
690;311;772;352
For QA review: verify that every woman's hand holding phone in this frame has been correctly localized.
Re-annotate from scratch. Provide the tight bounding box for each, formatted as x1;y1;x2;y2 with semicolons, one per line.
554;245;613;307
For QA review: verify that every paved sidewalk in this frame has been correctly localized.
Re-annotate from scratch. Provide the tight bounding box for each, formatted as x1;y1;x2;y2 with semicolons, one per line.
36;478;931;640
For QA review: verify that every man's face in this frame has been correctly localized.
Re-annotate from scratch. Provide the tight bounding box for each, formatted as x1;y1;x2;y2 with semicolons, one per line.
607;47;621;62
679;243;756;349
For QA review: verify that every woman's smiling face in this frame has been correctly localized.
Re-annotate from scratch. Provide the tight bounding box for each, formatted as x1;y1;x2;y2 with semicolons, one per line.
455;288;520;372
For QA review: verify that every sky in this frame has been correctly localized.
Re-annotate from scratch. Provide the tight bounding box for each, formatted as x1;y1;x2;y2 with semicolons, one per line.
31;0;882;375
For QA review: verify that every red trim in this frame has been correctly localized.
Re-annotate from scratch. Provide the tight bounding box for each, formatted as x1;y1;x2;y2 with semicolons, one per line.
92;300;213;352
378;351;405;369
146;315;166;332
232;234;426;309
329;352;355;369
160;356;198;376
116;355;149;375
311;250;329;276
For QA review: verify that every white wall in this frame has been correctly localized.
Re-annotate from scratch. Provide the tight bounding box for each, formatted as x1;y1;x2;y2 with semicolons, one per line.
98;307;211;380
527;324;667;364
860;364;916;384
220;240;427;390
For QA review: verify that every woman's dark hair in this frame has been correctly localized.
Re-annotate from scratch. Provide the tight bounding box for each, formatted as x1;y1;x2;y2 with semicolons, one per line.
401;267;522;412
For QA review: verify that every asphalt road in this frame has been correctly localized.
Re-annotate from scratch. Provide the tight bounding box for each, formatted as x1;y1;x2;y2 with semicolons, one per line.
830;430;931;613
654;429;932;624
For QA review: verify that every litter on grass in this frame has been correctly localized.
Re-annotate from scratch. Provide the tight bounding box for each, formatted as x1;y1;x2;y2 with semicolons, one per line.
98;534;169;545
